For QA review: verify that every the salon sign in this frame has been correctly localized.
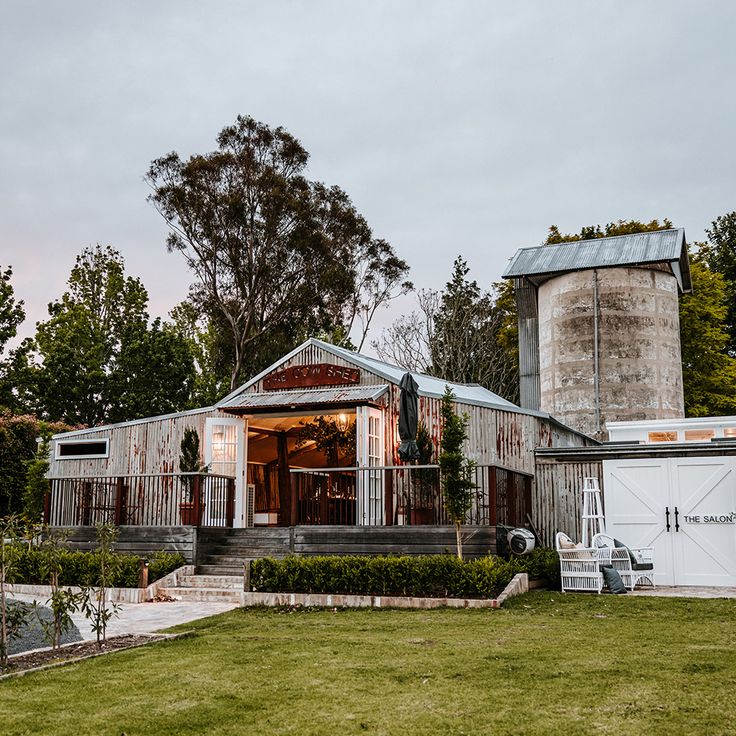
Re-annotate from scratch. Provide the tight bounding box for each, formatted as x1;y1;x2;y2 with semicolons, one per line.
682;512;736;524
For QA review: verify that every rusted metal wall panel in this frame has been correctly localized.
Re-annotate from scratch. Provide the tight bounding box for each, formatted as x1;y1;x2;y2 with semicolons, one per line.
48;408;229;478
533;459;604;547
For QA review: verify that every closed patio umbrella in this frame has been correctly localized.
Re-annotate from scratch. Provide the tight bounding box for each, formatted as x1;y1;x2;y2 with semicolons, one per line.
397;372;421;462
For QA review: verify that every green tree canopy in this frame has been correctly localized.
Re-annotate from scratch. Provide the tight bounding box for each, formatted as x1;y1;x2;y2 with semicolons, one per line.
544;218;674;244
679;256;736;416
147;115;411;391
33;245;195;425
699;212;736;356
0;266;34;413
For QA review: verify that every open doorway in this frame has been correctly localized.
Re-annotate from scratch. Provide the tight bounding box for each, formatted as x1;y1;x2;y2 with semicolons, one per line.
246;409;358;526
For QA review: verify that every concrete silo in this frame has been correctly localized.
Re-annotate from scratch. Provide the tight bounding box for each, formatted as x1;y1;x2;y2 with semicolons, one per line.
503;229;691;439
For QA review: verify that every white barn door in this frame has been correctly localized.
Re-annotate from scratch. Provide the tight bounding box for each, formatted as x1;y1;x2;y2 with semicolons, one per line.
604;457;736;586
670;458;736;586
603;459;676;584
356;407;384;525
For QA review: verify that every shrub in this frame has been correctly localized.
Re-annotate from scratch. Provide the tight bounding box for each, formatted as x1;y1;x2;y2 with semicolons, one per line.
10;548;186;588
0;414;74;517
250;548;558;599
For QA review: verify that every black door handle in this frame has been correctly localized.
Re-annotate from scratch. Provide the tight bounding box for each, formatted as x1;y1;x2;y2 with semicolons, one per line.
665;506;670;532
674;506;680;532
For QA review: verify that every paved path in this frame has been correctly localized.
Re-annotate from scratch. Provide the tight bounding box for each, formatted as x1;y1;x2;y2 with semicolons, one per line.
10;593;239;641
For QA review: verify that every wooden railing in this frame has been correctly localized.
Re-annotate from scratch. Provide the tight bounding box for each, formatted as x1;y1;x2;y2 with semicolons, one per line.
45;465;532;529
46;473;236;528
290;465;532;527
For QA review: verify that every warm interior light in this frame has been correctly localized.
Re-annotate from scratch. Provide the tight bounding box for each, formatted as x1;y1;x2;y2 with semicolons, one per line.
336;413;349;432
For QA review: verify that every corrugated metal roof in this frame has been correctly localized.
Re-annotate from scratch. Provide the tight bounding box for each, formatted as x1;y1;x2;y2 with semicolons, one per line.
220;384;390;411
218;338;519;411
502;228;691;290
297;341;519;409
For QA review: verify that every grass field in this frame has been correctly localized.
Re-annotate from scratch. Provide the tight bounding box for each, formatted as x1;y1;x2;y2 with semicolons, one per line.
1;592;735;735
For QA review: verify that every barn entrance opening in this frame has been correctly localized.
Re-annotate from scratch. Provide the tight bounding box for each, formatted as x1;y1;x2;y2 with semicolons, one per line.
245;408;371;526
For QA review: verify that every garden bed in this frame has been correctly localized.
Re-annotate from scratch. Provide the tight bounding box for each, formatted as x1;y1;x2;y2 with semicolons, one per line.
2;633;172;678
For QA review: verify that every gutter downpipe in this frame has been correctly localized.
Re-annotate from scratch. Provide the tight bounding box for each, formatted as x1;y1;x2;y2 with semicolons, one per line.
593;269;601;437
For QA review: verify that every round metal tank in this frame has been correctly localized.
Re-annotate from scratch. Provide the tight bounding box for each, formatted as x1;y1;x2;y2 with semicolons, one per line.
538;266;684;439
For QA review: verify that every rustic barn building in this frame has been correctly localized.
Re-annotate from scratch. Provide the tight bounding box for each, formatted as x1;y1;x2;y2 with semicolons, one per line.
47;338;592;563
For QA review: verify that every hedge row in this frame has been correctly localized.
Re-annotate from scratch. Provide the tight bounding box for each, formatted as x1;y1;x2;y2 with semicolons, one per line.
10;548;187;588
251;547;560;599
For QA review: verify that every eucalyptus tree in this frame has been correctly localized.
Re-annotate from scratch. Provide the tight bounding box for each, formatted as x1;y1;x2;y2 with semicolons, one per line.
147;115;410;390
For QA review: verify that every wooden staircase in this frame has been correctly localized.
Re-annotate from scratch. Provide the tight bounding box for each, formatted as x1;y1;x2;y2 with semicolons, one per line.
196;528;291;575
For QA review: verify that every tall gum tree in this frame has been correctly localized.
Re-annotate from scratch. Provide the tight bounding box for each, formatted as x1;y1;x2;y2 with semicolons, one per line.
147;115;411;391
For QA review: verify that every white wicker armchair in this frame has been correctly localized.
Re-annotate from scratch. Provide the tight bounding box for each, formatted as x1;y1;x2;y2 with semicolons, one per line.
555;532;603;594
592;533;655;590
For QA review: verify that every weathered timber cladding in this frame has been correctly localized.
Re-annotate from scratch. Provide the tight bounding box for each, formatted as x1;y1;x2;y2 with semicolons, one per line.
198;526;496;561
533;460;603;546
53;525;197;563
48;408;228;478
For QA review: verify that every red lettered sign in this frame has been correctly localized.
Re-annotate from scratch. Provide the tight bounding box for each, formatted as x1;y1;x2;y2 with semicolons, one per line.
262;363;361;390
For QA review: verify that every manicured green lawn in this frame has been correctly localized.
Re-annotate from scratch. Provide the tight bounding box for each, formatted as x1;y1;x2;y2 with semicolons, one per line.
1;592;735;735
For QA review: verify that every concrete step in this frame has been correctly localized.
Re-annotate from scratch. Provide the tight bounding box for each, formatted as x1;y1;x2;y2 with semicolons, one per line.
160;586;242;604
177;575;242;590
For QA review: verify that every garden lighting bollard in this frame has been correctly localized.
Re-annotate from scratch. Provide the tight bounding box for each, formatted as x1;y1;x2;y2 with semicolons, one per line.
138;558;149;589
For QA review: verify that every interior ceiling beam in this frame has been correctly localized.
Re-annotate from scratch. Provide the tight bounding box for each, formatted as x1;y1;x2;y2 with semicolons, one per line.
248;426;303;438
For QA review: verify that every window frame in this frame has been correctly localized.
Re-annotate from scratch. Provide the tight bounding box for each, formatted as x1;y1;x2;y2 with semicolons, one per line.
55;438;110;460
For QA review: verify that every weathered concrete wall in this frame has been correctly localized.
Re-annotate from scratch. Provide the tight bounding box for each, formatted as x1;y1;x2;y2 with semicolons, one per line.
538;266;684;438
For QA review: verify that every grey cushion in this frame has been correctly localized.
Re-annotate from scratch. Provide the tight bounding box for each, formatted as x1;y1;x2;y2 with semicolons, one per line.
600;564;627;594
632;562;654;571
614;538;639;568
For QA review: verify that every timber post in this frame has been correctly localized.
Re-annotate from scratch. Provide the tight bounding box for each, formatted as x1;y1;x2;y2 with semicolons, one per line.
193;474;202;528
114;476;126;526
42;491;51;525
290;474;298;526
226;478;236;527
384;469;394;525
489;466;497;526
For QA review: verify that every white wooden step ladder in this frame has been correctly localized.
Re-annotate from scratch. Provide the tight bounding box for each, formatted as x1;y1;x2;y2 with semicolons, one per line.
581;476;606;547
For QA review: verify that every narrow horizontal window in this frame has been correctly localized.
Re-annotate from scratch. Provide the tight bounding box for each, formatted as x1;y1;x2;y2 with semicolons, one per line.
647;431;678;443
684;429;715;442
56;439;109;459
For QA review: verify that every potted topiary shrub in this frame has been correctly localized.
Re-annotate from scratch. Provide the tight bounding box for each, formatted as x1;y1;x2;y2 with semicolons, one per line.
179;427;207;525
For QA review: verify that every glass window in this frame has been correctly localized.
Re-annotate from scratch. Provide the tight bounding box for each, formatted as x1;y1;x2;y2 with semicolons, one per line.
56;439;109;459
684;429;715;442
210;423;238;476
647;431;678;443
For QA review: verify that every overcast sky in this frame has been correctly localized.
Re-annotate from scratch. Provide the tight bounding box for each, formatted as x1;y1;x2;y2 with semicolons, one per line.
2;1;735;351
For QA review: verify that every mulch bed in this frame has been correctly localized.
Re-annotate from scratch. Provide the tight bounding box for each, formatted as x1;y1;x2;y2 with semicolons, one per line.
2;634;167;677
